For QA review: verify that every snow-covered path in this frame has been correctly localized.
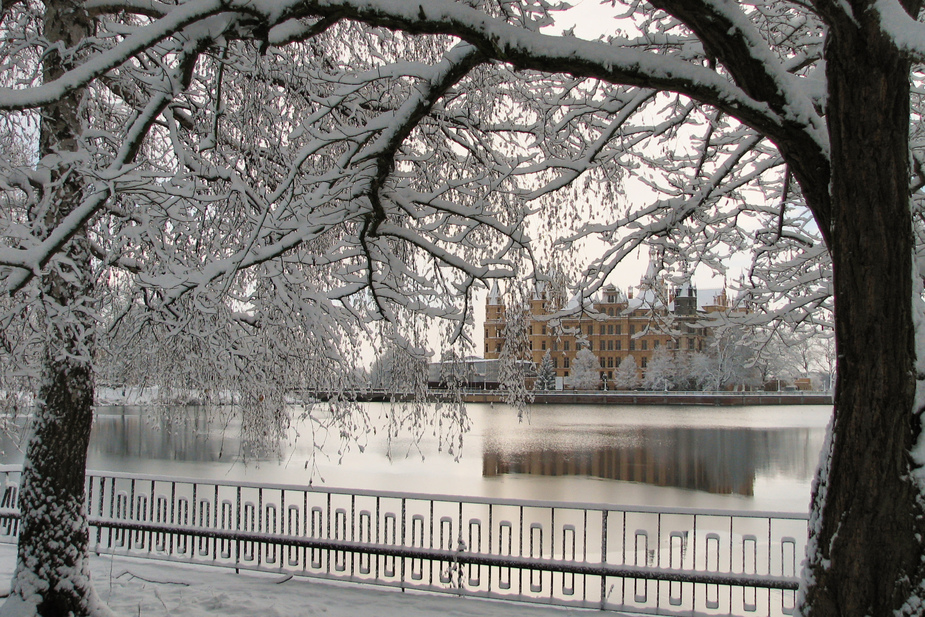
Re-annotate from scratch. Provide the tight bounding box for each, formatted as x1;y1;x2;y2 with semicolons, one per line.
0;544;598;616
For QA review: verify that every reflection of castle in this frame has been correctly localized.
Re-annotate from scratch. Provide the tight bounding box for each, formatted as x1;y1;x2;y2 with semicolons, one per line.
482;428;765;497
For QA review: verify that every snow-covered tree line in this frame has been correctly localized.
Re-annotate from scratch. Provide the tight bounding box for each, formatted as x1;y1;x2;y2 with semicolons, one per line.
563;325;829;392
1;0;924;615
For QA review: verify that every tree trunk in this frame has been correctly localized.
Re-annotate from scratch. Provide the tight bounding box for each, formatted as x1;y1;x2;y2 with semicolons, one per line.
2;1;110;615
799;2;925;615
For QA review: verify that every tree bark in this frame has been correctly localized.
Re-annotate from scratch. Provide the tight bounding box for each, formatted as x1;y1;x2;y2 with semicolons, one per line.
2;1;110;615
799;2;925;614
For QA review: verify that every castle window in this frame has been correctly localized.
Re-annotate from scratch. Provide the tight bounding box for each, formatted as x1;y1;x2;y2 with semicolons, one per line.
608;324;614;335
600;357;606;368
542;341;546;350
564;357;570;368
641;340;648;351
616;325;622;335
629;340;636;351
564;340;570;351
616;340;622;350
607;340;613;351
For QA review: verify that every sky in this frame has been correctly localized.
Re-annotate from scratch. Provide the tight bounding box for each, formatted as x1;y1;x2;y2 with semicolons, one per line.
549;1;625;39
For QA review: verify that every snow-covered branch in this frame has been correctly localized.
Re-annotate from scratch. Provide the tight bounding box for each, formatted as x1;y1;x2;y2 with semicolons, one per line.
874;0;925;63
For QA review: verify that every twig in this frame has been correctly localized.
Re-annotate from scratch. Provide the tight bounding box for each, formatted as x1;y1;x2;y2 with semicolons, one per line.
153;588;170;614
115;571;190;586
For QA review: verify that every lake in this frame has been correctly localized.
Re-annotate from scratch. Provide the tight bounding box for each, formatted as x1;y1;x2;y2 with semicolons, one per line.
0;402;831;513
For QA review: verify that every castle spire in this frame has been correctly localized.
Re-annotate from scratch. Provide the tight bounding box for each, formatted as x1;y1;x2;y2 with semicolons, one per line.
487;280;500;305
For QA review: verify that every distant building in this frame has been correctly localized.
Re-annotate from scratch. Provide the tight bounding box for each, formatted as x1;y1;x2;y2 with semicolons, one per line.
484;281;740;384
427;357;514;389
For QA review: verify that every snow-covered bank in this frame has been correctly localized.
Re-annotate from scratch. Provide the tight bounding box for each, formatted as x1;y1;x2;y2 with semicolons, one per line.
0;544;596;617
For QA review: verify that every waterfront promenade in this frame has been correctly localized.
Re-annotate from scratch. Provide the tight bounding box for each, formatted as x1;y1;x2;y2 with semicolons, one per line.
463;391;832;406
0;465;806;617
356;390;832;406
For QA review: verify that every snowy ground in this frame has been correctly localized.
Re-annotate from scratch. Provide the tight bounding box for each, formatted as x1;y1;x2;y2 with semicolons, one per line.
0;544;603;617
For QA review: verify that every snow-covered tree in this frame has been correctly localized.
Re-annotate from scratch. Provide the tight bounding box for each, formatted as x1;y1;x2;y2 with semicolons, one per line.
3;0;925;614
671;351;696;391
568;348;599;390
788;330;836;390
495;286;536;412
612;355;640;391
689;325;762;391
368;346;428;393
642;348;675;391
744;325;836;390
535;350;557;391
689;353;716;392
0;7;525;615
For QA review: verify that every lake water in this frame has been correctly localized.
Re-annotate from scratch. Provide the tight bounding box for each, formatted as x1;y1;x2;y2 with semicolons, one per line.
0;402;831;514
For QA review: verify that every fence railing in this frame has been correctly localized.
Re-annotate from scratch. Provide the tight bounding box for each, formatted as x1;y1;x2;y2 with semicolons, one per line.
0;466;807;616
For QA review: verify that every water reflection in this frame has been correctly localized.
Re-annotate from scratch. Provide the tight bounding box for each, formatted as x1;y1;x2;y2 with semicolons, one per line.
483;426;819;497
0;403;831;512
0;406;250;467
90;407;233;463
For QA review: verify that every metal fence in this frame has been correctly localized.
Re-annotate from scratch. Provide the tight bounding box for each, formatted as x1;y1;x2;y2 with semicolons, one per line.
0;465;806;616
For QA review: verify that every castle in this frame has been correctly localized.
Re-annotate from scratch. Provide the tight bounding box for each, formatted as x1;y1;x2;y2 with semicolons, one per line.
483;281;738;383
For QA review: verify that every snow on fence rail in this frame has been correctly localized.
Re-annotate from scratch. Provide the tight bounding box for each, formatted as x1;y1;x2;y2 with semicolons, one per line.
0;466;806;616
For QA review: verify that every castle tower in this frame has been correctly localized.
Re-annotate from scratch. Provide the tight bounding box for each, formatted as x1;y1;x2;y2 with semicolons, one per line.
673;284;697;316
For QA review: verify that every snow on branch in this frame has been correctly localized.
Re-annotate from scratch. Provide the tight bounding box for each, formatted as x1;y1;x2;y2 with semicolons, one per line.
874;0;925;63
0;0;846;402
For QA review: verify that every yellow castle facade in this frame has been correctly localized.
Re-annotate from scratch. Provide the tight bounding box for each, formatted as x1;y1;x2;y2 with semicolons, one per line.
483;282;737;383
